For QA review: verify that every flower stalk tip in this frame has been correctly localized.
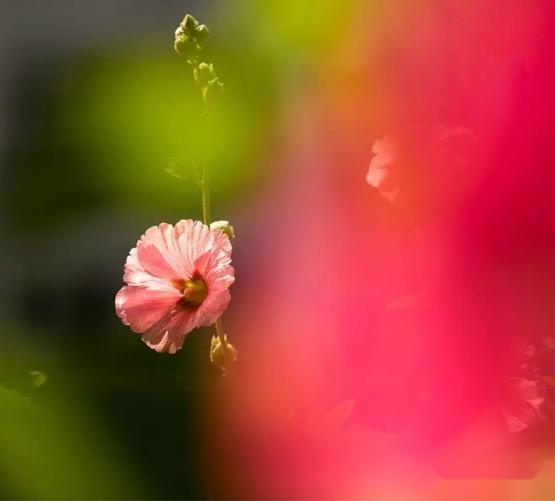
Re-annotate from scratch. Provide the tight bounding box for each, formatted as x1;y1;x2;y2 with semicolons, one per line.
174;14;210;60
174;13;224;105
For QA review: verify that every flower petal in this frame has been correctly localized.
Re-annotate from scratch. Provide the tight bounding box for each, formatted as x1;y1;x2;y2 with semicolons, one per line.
198;288;231;326
142;310;197;354
115;286;180;333
137;242;178;279
140;223;194;278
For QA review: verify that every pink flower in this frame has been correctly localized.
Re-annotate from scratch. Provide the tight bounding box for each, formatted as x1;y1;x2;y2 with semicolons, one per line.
115;219;234;354
366;135;400;202
366;125;476;206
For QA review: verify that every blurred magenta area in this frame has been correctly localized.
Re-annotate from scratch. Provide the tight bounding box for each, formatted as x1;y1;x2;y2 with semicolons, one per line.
204;1;555;498
1;1;555;499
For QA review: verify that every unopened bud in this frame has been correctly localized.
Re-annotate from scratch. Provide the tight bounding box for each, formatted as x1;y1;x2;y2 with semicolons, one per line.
174;14;207;60
210;220;235;239
175;15;209;57
195;24;210;45
174;35;196;58
181;14;199;35
210;333;238;372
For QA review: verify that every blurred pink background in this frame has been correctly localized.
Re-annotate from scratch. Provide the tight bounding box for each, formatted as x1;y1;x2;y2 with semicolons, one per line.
207;1;555;498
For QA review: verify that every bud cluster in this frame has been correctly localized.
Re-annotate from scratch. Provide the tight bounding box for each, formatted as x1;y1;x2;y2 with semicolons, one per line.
174;14;209;61
174;14;224;105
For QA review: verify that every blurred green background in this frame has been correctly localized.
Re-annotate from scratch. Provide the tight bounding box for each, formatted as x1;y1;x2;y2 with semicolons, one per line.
0;0;351;498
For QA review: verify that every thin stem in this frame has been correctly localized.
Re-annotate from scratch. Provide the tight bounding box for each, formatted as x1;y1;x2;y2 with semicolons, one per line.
185;41;232;370
200;161;228;348
215;318;226;343
201;161;211;225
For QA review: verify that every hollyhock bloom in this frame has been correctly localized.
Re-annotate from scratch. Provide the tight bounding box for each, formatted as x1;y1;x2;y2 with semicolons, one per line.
115;219;234;354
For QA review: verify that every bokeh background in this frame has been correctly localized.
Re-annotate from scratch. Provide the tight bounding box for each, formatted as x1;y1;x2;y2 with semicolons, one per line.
2;0;555;499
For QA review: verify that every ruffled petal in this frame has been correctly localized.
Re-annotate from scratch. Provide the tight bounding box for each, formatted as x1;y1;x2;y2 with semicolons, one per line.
176;220;215;268
213;229;232;255
115;286;180;333
198;289;231;326
124;243;180;291
142;310;198;354
137;241;178;279
140;223;194;278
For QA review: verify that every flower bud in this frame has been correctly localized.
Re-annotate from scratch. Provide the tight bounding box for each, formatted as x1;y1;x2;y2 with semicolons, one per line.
174;40;193;58
181;14;199;35
174;14;207;60
174;15;209;56
202;77;224;104
210;220;235;239
194;62;216;87
174;26;196;58
195;24;210;45
210;333;238;372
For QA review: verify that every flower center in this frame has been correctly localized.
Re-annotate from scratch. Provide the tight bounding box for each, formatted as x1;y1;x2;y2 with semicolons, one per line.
171;275;208;309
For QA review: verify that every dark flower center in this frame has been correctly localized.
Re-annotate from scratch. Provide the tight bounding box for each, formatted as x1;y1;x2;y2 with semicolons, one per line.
171;274;208;309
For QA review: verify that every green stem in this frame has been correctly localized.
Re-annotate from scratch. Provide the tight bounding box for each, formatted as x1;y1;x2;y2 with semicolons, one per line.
201;161;211;225
190;47;231;363
200;161;227;348
215;317;226;343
